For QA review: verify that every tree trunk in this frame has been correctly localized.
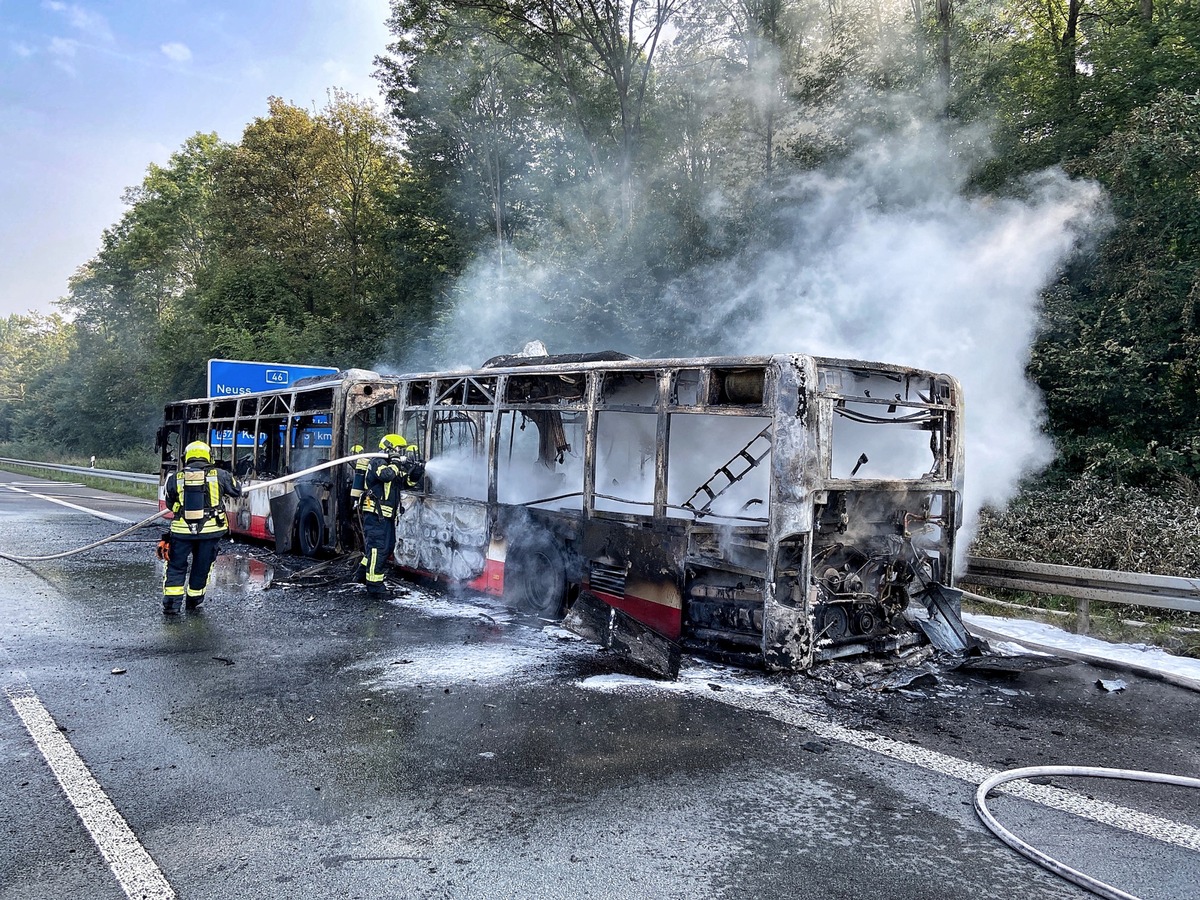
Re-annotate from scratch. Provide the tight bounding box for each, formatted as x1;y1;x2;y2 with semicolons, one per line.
936;0;951;91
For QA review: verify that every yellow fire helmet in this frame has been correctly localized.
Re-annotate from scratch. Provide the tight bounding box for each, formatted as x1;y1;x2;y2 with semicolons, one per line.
379;434;407;452
350;444;364;454
183;440;212;464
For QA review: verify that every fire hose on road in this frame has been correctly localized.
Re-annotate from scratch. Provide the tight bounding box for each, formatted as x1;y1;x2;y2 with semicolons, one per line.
975;765;1200;900
0;453;385;564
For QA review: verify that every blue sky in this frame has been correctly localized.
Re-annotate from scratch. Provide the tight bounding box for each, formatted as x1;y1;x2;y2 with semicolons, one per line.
0;0;391;317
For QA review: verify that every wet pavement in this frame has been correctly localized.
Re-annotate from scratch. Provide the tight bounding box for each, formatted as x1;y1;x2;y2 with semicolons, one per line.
1;471;1198;899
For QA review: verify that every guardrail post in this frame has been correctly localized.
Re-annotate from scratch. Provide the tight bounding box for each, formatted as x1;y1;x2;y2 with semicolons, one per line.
1075;597;1090;635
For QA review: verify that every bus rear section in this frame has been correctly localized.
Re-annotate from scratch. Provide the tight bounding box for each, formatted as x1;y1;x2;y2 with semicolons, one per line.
675;358;967;671
384;352;968;676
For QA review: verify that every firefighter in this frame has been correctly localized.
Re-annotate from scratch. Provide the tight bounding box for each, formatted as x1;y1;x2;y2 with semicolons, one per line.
161;440;242;615
357;434;423;596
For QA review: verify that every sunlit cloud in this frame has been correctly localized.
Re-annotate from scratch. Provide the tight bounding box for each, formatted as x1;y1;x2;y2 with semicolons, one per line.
42;1;114;43
48;36;78;57
160;42;192;63
48;36;78;74
11;42;36;58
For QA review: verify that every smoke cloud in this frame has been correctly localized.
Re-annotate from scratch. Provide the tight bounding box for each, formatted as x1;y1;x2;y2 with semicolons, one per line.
415;115;1110;534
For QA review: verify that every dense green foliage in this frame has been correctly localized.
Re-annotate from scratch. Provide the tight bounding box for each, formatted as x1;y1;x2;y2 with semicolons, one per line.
2;0;1197;493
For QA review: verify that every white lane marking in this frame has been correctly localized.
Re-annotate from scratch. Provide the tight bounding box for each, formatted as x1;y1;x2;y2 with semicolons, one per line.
8;481;85;487
582;673;1200;853
4;684;176;899
725;688;1200;853
4;482;157;506
1;484;132;524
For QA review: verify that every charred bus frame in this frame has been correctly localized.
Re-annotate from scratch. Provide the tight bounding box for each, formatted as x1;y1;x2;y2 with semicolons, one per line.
392;351;965;672
156;353;966;673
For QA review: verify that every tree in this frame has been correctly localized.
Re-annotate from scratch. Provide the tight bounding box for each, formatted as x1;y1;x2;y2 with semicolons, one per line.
205;94;406;362
383;0;681;229
1035;89;1200;482
0;314;73;445
378;16;547;264
211;98;339;318
318;89;401;310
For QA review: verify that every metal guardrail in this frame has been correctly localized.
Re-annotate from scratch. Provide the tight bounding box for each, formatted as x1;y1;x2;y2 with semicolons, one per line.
961;555;1200;633
962;556;1200;614
0;457;158;486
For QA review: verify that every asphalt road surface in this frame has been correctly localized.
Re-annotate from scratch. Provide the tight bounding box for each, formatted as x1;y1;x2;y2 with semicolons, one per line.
1;470;1198;900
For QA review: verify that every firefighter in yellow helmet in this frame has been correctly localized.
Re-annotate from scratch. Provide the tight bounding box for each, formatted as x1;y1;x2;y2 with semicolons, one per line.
357;433;424;595
161;440;242;614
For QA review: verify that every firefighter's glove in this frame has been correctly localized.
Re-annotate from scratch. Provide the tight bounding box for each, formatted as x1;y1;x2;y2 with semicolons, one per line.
155;533;172;562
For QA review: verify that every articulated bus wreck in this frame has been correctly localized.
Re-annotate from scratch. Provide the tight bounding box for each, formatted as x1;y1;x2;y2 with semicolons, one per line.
157;351;970;677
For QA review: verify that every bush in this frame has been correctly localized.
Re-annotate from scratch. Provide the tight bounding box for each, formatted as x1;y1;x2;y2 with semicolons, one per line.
971;473;1200;576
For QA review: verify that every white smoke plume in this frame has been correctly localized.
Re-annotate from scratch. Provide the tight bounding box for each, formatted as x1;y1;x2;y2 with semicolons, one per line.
417;116;1110;533
660;120;1110;530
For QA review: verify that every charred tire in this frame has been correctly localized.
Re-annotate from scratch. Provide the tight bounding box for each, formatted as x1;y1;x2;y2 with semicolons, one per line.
295;498;325;558
505;534;567;618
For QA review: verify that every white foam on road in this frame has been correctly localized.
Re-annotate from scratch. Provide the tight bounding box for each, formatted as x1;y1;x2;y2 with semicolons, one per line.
965;612;1200;689
4;683;176;899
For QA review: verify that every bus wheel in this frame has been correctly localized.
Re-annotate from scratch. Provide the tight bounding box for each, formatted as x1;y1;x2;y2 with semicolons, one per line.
295;498;324;558
505;534;566;618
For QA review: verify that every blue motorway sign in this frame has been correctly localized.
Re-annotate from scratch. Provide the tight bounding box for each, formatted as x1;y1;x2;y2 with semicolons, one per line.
207;358;339;397
209;421;334;449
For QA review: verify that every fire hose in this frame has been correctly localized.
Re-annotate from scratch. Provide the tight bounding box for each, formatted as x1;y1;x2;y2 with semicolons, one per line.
0;452;386;564
975;765;1200;900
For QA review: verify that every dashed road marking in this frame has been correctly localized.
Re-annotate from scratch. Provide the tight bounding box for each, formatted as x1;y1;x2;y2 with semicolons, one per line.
4;682;176;899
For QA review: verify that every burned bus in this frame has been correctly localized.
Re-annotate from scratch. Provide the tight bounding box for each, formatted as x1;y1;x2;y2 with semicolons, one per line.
157;351;968;674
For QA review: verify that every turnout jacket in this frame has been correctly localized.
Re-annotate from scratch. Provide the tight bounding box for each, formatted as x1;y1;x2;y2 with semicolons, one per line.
361;454;423;519
165;461;243;537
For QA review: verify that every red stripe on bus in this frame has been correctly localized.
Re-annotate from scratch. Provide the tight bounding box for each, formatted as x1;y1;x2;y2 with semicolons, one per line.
465;557;505;597
589;588;682;639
